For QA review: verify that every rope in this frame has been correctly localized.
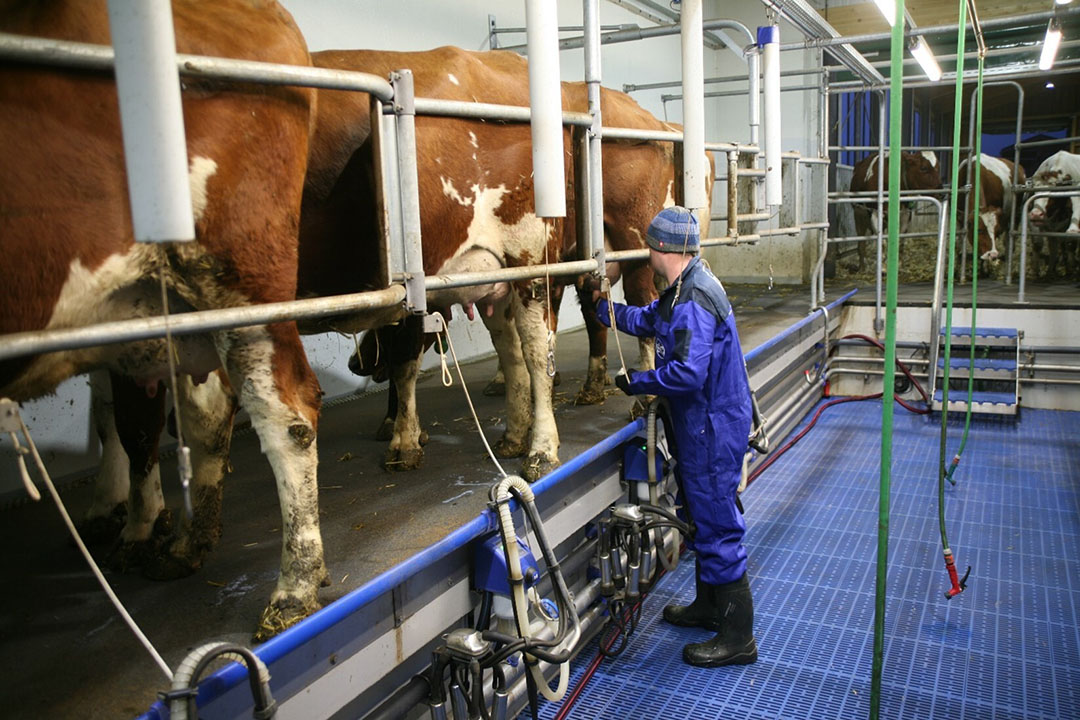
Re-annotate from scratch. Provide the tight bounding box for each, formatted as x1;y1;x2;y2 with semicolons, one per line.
158;261;192;520
14;413;173;679
603;277;629;377
433;314;508;478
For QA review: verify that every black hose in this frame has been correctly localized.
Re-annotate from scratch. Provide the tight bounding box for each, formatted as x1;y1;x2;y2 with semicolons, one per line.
186;644;275;720
474;590;493;631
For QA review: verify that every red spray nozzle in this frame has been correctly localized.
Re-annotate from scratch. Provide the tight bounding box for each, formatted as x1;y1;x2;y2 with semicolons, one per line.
943;550;971;599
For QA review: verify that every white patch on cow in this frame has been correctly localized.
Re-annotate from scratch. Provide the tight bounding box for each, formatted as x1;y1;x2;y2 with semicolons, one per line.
980;209;1000;260
448;73;460;86
921;151;938;168
440;176;474;207
220;327;324;604
1031;151;1080;228
864;160;878;185
662;180;675;209
189;156;218;223
980;155;1013;189
468;131;478;149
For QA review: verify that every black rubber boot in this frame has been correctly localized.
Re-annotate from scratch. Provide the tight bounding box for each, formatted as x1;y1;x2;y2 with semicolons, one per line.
682;574;758;667
662;560;723;632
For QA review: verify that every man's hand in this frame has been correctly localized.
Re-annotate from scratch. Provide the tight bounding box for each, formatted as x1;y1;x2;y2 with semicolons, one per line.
614;369;635;395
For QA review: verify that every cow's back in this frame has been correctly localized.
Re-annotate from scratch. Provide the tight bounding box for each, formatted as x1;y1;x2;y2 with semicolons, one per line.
0;0;314;398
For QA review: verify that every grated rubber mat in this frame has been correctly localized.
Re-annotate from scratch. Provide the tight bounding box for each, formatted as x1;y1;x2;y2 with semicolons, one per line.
539;401;1080;719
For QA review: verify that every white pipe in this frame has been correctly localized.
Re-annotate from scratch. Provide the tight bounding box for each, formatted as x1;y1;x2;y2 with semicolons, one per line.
106;0;193;243
759;25;782;207
525;0;566;218
680;0;707;210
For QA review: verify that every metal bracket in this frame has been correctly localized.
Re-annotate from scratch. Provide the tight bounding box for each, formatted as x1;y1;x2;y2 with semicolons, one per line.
422;313;444;334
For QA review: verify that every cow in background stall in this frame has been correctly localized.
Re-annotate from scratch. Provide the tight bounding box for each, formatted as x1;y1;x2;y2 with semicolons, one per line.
957;153;1025;269
0;0;327;639
848;151;942;272
1028;150;1080;278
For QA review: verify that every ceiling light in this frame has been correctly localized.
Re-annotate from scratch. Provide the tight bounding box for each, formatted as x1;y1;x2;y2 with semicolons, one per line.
1040;18;1063;71
1046;81;1056;88
1055;0;1072;6
872;0;896;27
909;36;943;82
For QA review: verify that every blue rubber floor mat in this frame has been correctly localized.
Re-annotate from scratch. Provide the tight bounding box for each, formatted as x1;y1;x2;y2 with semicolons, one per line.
540;401;1080;719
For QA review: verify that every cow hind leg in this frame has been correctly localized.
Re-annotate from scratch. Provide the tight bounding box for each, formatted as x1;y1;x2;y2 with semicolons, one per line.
106;373;170;572
145;371;237;581
384;349;424;471
80;371;130;545
217;325;327;642
574;283;610;406
482;299;532;459
512;290;560;481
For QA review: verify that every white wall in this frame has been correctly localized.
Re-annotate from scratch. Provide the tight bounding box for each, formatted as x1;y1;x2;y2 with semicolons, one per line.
1;0;816;497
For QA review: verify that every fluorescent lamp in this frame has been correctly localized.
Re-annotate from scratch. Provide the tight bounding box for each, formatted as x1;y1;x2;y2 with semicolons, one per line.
1040;19;1063;71
1046;81;1056;89
873;0;896;27
909;36;943;82
1055;0;1072;6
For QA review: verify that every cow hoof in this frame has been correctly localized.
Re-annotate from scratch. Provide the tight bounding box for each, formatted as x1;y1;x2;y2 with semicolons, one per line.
494;435;528;458
76;503;127;546
574;384;607;406
483;380;506;397
373;416;394;441
105;510;174;571
142;550;200;581
419;429;430;446
384;447;424;471
253;596;321;643
522;454;560;482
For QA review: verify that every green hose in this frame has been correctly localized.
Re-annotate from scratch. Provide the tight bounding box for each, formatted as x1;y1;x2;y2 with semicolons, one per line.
945;55;985;485
869;0;905;716
937;0;968;563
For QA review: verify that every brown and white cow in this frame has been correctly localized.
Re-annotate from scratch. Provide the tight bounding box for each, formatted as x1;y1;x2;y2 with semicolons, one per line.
1028;150;1080;277
848;151;942;272
302;47;695;477
958;153;1025;265
0;0;326;638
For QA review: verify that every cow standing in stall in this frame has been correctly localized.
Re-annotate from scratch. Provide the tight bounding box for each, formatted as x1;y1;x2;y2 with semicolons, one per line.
305;47;697;475
0;0;328;639
848;151;942;273
1028;150;1080;278
957;153;1025;270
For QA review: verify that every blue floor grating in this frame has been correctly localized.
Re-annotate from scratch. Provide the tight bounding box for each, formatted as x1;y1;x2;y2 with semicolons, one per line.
539;401;1080;719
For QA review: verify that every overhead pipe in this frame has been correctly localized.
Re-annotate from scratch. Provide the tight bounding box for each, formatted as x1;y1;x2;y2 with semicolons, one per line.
680;0;707;211
758;25;782;207
525;0;566;218
784;5;1080;50
0;32;394;100
105;0;193;243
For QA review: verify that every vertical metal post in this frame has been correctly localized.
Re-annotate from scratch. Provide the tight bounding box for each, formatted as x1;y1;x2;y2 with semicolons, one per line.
818;51;829;305
1006;86;1024;284
727;151;739;239
584;0;605;280
391;70;426;315
1019;196;1032;303
106;0;194;243
489;14;500;49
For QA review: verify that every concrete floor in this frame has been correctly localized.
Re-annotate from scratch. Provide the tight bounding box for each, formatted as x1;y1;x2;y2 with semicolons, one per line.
0;279;1071;720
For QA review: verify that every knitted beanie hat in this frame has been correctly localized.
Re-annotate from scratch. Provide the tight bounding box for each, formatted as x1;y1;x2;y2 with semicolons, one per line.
645;206;700;253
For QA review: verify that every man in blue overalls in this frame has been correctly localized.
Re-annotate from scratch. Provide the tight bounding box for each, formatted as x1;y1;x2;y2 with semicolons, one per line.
597;206;756;667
